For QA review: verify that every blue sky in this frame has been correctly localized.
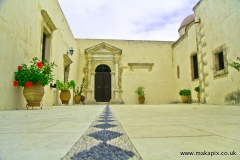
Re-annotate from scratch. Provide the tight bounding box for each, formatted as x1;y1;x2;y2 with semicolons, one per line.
58;0;199;41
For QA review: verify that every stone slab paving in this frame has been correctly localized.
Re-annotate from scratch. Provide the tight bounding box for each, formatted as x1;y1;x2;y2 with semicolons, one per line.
0;104;239;160
0;105;105;160
111;104;240;160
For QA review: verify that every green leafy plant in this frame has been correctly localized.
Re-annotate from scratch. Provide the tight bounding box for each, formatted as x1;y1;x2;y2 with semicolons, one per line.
229;57;240;71
13;57;56;87
56;80;75;91
135;86;145;97
194;86;200;92
179;89;191;96
74;78;85;95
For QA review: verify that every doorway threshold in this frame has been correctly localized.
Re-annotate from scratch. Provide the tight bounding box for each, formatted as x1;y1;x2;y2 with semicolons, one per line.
96;102;110;105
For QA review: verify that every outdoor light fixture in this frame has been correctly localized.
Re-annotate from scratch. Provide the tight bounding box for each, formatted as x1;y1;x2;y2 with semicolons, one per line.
67;47;74;56
50;83;56;88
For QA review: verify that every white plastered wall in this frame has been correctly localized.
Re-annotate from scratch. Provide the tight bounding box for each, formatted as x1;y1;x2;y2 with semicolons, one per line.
76;39;176;104
193;0;240;105
172;22;199;103
0;0;80;110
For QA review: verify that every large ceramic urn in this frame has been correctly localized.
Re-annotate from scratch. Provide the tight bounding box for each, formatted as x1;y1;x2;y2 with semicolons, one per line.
138;96;145;104
74;95;81;104
181;95;189;103
60;90;71;104
23;82;44;106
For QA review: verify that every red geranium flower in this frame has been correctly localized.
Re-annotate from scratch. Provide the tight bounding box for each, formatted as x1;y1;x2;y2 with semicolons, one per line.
25;82;32;87
18;66;22;70
13;80;18;86
36;62;43;68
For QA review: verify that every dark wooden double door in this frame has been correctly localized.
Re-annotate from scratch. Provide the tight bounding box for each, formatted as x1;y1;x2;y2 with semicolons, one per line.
95;73;111;102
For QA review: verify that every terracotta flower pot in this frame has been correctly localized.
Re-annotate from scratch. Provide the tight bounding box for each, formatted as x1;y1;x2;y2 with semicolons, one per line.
181;95;189;103
74;95;81;104
60;90;71;104
23;82;44;106
138;96;145;104
81;96;85;105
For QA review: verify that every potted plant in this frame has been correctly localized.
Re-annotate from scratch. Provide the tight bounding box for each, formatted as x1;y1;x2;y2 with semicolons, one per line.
13;57;56;107
56;80;75;104
194;86;200;102
73;78;85;105
179;89;191;103
135;86;145;104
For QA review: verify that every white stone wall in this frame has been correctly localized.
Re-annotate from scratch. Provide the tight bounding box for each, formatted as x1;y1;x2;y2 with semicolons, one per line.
194;0;240;104
0;0;80;110
173;22;199;103
76;39;176;104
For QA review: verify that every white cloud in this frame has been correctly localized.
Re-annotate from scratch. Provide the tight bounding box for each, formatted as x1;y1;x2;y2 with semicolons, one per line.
58;0;199;41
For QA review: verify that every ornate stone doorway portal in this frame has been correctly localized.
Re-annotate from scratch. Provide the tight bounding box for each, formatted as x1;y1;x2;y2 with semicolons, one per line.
83;42;124;104
95;65;111;102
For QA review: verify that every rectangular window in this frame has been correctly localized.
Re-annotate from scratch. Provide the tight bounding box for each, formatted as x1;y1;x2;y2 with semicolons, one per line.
191;54;199;80
42;33;47;61
41;30;51;61
218;52;224;70
212;44;228;77
41;10;56;62
192;54;199;79
64;66;70;84
177;66;180;79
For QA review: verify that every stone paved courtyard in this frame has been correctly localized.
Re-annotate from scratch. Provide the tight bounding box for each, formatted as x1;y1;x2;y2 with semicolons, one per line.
0;104;239;160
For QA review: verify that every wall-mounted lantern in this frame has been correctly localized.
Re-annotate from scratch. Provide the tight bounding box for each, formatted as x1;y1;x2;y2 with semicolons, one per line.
67;47;74;56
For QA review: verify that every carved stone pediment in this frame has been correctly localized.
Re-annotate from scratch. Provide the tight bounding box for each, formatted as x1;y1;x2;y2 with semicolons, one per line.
85;42;122;56
94;48;112;53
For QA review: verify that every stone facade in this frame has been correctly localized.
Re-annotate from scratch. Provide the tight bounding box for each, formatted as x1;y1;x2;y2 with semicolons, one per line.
0;0;239;110
77;39;175;104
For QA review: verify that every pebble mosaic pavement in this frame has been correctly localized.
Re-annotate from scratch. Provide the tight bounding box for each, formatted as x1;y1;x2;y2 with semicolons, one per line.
61;105;142;160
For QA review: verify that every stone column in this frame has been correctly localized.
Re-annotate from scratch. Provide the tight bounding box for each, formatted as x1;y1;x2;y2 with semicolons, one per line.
91;72;95;98
114;59;119;89
85;56;96;104
110;57;124;104
110;72;115;99
87;58;92;89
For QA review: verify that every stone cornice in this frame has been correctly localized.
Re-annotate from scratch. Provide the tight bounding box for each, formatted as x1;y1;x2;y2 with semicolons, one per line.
63;54;73;67
93;52;113;55
128;63;154;72
41;10;57;31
